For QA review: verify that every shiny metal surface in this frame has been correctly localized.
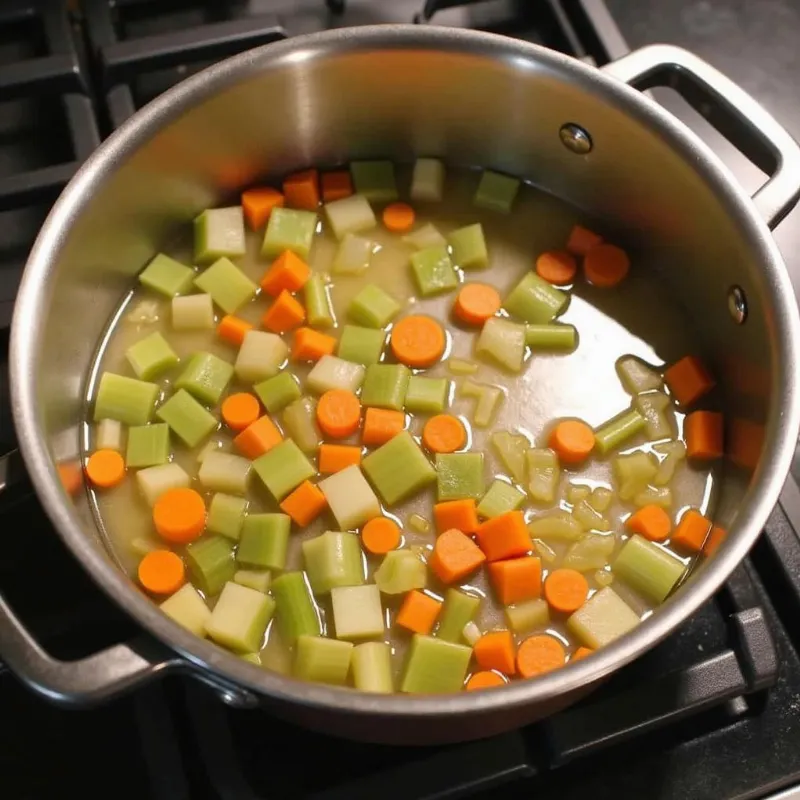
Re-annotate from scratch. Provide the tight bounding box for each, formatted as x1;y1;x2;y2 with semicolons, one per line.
6;26;800;743
559;122;594;154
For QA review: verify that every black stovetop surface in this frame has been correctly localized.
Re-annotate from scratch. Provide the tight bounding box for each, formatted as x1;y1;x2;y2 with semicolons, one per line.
3;2;800;799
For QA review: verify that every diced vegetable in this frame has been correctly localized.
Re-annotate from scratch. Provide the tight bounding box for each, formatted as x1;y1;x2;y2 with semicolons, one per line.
139;253;195;297
664;355;715;407
474;170;520;213
172;294;214;330
136;463;190;506
303;531;364;593
436;589;481;643
612;451;658;501
260;250;310;296
294;635;353;685
401;635;472;694
96;418;124;452
125;332;179;381
253;438;315;500
282;396;322;453
503;272;568;324
616;355;663;394
338;325;385;366
405;376;448;414
307;354;365;394
234;568;271;593
448;223;488;270
205;581;273;653
527;509;583;540
304;275;335;328
348;284;401;329
126;298;160;324
475;317;526;373
262;207;318;259
532;538;557;565
361;363;410;410
272;572;322;642
461;380;503;427
126;423;170;469
633;485;672;509
396;590;442;635
410;158;444;202
589;487;613;512
477;479;525;518
350;160;398;202
436;452;484;501
595;570;614;587
409;513;430;533
237;513;290;569
429;529;485;584
410;245;458;296
362;431;436;505
653;440;687;485
525;324;578;351
197;440;227;464
325;196;377;240
566;483;591;504
254;372;301;414
332;233;374;273
636;392;675;440
374;549;427;594
352;642;393;693
567;587;640;648
563;533;616;571
505;598;550;633
317;463;378;528
447;357;478;375
175;352;233;406
194;207;246;263
156;389;217;447
331;584;384;639
572;499;611;532
526;447;560;503
186;535;235;596
159;584;210;636
475;510;532;562
594;408;646;455
194;257;257;314
207;493;248;539
403;222;447;250
94;372;159;426
462;621;482;646
490;431;528;484
234;331;288;383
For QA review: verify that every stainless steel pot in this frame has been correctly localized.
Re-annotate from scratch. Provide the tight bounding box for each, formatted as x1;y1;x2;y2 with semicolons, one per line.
3;26;800;745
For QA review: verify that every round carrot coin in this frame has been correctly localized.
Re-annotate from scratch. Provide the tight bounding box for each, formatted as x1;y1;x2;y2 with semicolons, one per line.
138;550;186;595
153;487;206;544
361;517;402;554
535;250;578;286
516;634;567;679
316;389;361;439
543;568;590;614
547;420;595;465
584;243;630;288
466;671;507;691
85;449;126;489
453;283;501;325
221;392;261;431
382;202;416;233
422;414;466;454
390;315;446;368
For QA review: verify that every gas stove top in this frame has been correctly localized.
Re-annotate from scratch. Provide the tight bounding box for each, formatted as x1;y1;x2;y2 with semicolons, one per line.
3;2;800;798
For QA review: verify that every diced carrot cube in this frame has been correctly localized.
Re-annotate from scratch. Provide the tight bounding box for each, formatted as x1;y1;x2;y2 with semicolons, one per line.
362;408;406;446
671;508;712;553
318;444;362;474
685;410;724;460
487;557;542;605
282;169;320;210
217;315;254;347
703;525;727;557
474;630;516;675
572;646;594;661
241;186;284;230
279;480;327;526
433;499;479;534
395;590;442;635
292;327;336;362
321;170;353;202
566;224;603;256
428;528;486;584
262;289;306;333
260;250;311;297
233;415;282;460
728;417;764;471
664;355;715;407
475;511;532;562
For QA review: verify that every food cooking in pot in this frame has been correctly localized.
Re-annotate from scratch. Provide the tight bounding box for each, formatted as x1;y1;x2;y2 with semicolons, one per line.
82;160;725;694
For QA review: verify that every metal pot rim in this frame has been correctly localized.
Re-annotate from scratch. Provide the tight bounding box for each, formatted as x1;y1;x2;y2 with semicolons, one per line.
11;24;800;718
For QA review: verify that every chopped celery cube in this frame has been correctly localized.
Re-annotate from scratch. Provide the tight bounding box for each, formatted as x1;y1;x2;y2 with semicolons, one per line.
307;354;365;394
332;233;374;274
614;534;686;603
136;463;190;506
595;408;646;455
350;160;397;202
205;581;274;653
236;513;290;569
294;635;353;685
352;641;393;693
338;325;385;366
126;423;170;468
254;372;301;414
252;438;315;500
186;535;236;596
474;170;520;213
405;376;448;414
175;351;234;406
404;223;447;250
475;317;526;373
505;598;550;633
282;396;322;453
436;453;484;501
193;257;257;314
527;447;560;503
410;245;458;296
96;418;123;452
362;431;436;506
159;584;210;637
436;589;481;643
304;275;335;328
235;330;288;383
139;253;194;297
525;323;578;350
504;272;569;324
617;355;664;394
234;569;271;593
331;584;384;639
172;293;215;330
477;479;525;518
374;549;427;594
401;635;471;694
302;531;365;594
491;431;528;484
325;196;377;241
348;284;401;329
156;389;217;447
410;158;444;202
125;331;179;380
319;465;381;530
447;223;488;270
194;206;246;264
272;571;322;642
563;533;616;572
94;372;159;426
262;207;318;259
198;451;251;495
207;493;248;539
361;363;410;410
567;586;640;648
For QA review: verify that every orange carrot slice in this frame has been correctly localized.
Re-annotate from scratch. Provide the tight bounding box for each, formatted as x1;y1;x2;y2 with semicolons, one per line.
361;517;402;555
535;250;577;286
85;449;126;489
453;283;501;325
626;504;671;542
138;550;186;595
517;634;566;678
543;568;589;613
221;392;261;432
382;202;416;233
548;420;595;465
584;243;630;287
566;224;603;256
316;389;361;439
422;414;466;454
466;671;507;690
390;315;446;368
153;488;206;544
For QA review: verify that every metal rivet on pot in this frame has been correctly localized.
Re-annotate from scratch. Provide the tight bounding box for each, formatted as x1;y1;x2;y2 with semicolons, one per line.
559;123;593;154
217;688;258;709
728;285;747;324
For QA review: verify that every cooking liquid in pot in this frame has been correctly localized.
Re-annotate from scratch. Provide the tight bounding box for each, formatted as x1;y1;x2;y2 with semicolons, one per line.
84;164;720;692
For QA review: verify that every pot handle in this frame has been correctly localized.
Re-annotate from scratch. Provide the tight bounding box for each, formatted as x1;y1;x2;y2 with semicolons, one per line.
602;44;800;229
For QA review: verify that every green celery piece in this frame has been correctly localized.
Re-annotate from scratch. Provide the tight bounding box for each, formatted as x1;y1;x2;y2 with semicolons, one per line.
156;388;218;447
205;581;274;653
567;587;640;648
159;584;210;636
262;207;318;259
272;571;322;642
304;275;335;328
175;351;234;406
352;641;393;693
477;479;526;518
410;245;458;297
404;376;448;414
474;170;520;213
94;372;159;426
282;396;322;453
436;589;481;643
362;431;436;506
254;372;301;414
350;160;398;202
233;568;271;593
207;493;248;540
337;325;385;366
613;534;686;604
525;324;578;350
125;423;170;469
475;318;526;373
193;257;257;314
252;438;315;500
401;635;472;694
347;284;401;328
294;635;354;685
360;363;410;410
236;513;291;570
302;531;364;594
447;223;488;270
194;207;246;264
436;453;484;501
331;584;384;639
374;549;427;594
594;408;646;455
186;536;235;596
139;253;195;297
504;272;569;324
125;331;179;380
